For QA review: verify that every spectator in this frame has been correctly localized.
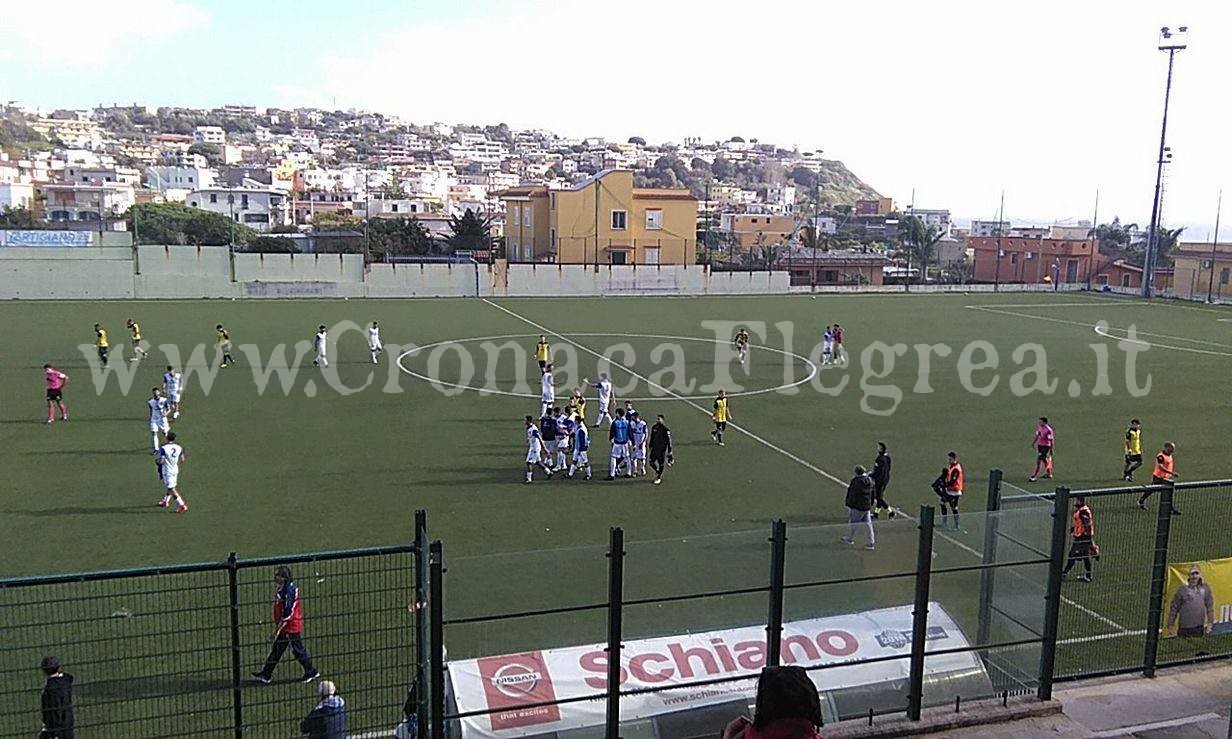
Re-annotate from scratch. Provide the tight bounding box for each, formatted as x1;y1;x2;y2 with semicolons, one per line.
252;565;321;684
840;465;875;550
1167;566;1215;638
300;680;346;738
1061;496;1096;582
395;683;419;738
722;666;823;739
39;655;74;739
870;442;894;519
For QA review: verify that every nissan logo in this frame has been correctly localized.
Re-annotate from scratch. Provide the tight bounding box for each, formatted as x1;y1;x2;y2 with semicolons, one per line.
492;663;541;698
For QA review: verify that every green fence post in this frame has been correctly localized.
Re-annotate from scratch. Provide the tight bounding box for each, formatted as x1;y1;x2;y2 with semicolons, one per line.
1037;486;1069;700
227;552;243;738
1143;484;1175;678
414;510;429;733
429;540;445;738
977;469;1004;647
907;505;935;721
766;519;788;667
605;527;625;739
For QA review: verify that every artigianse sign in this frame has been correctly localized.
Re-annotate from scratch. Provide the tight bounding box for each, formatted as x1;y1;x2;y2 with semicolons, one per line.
447;603;983;737
0;230;94;247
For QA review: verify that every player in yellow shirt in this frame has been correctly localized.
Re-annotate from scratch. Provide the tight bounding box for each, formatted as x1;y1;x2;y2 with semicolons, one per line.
126;318;149;360
93;323;109;366
710;389;732;446
216;324;236;367
535;335;551;371
1123;418;1143;482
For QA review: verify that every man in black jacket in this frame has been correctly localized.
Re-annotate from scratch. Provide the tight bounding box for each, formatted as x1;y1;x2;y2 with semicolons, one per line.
39;655;73;739
841;465;876;550
647;414;674;485
870;442;895;519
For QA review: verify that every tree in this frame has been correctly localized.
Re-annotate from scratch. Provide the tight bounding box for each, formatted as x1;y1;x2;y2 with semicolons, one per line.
187;143;223;166
627;136;646;146
710;156;733;181
1089;218;1137;256
369;216;434;257
900;215;942;283
312;212;363;232
728;136;745;143
126;202;257;245
245;235;300;253
0;206;42;229
447;208;491;252
798;225;831;252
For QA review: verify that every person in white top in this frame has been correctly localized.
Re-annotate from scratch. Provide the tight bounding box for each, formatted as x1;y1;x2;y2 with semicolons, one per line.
313;325;330;368
162;365;183;420
524;415;553;483
147;387;170;453
586;374;615;427
540;363;556;417
367;321;383;365
155;431;188;512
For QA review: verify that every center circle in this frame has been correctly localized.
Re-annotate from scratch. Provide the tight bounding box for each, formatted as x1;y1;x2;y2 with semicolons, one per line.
395;333;819;401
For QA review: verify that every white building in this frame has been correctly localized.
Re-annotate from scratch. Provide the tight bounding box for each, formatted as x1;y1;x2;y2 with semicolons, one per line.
186;187;290;232
41;183;135;222
908;208;952;238
146;166;216;191
970;219;1011;237
193;126;226;145
0;182;35;210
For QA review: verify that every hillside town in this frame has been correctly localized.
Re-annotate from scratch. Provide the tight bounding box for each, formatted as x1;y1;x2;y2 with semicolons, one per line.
1;101;1227;297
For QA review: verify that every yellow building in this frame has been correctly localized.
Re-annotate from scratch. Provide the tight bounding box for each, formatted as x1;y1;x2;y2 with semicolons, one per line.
718;213;797;250
1172;242;1232;301
501;170;697;265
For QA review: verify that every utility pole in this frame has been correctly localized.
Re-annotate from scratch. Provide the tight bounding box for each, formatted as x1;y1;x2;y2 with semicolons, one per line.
1207;189;1223;303
705;178;712;265
593;176;601;272
812;176;820;291
364;168;372;261
1143;26;1187;298
993;190;1006;292
1087;190;1099;291
228;193;235;247
905;187;915;293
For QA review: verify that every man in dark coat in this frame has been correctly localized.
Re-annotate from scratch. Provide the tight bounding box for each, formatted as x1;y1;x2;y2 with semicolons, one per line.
841;465;876;550
39;655;74;739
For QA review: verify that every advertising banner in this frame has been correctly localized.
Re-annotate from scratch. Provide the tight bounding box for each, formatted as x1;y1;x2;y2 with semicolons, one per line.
0;230;94;247
447;603;980;738
1162;555;1232;637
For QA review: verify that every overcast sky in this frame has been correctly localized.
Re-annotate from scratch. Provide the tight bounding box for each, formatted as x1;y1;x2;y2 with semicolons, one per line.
2;0;1229;237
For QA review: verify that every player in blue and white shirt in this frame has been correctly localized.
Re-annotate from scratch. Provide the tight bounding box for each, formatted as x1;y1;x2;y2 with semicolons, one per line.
567;414;592;480
147;387;170;453
554;407;574;471
155;431;188;512
524;415;553;483
821;325;835;365
162;365;183;420
587;374;614;427
606;408;632;480
629;411;649;477
540;363;556;417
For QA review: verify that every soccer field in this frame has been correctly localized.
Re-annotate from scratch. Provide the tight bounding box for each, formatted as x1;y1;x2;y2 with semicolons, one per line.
2;291;1231;733
5;292;1230;575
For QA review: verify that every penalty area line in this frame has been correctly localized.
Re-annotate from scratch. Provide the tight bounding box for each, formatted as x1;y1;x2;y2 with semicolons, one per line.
481;298;847;486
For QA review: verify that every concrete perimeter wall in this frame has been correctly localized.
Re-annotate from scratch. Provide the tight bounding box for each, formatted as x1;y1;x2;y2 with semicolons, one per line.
0;247;136;299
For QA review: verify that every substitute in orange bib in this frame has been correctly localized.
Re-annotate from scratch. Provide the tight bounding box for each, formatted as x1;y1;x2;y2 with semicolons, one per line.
1138;441;1180;516
1061;496;1096;582
931;451;964;531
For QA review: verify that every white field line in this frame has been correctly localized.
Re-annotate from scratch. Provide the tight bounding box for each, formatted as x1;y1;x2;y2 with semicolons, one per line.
1058;629;1147;646
1090;712;1223;737
484;298;1130;634
480;298;845;486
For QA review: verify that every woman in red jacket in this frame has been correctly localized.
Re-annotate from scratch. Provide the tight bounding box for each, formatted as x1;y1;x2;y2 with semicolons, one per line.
722;666;824;739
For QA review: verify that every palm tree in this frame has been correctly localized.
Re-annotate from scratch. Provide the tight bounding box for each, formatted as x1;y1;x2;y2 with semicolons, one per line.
900;215;942;284
1089;218;1138;256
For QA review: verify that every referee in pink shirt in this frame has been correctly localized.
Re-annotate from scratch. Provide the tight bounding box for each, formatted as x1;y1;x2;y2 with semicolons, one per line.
43;364;68;424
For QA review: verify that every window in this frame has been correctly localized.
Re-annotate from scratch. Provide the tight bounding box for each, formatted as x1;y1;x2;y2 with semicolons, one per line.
550;228;556;250
511;204;520;224
188;176;193;183
550;193;557;210
1066;259;1078;282
189;201;197;208
643;247;660;265
611;250;628;265
1122;274;1132;287
391;203;399;213
243;213;268;224
209;193;217;203
1222;268;1230;285
1097;275;1109;286
523;208;531;227
1010;253;1018;265
241;194;249;209
611;210;627;230
645;209;663;230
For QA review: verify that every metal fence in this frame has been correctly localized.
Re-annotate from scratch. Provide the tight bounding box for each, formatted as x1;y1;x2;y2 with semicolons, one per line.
0;526;423;737
993;477;1232;683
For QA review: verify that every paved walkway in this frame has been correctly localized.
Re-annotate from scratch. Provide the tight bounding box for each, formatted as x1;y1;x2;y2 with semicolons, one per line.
936;662;1232;738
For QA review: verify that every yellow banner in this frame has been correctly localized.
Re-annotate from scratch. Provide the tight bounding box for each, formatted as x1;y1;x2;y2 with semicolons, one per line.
1161;556;1232;637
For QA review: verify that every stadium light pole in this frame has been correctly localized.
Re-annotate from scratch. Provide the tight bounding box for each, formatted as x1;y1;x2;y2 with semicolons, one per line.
992;191;1006;292
1207;188;1222;303
1142;25;1188;298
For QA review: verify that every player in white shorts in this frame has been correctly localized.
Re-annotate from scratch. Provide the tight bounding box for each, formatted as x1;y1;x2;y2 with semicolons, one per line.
553;407;573;470
587;373;614;427
540;363;556;417
524;415;553;483
147;387;170;453
821;325;834;365
567;415;592;480
155;431;188;512
367;321;383;364
162;365;183;420
313;325;330;367
629;411;649;476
